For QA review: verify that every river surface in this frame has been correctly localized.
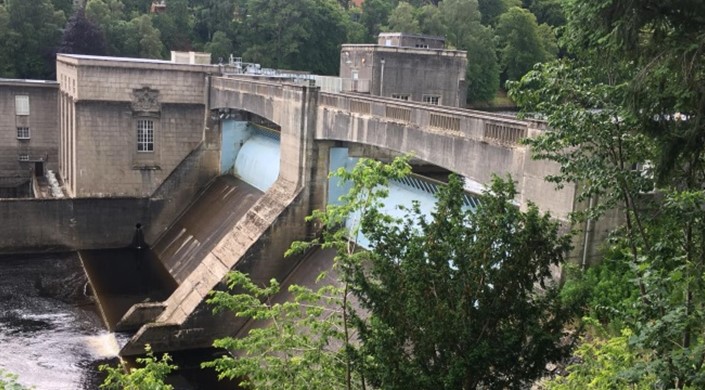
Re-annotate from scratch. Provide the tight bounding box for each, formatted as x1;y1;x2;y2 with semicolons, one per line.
0;252;239;389
0;252;118;389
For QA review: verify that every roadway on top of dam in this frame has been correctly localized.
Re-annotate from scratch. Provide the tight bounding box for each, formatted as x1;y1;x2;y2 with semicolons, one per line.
208;76;576;221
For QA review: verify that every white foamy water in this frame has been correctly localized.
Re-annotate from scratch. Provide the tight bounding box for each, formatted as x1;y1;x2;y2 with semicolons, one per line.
0;253;115;389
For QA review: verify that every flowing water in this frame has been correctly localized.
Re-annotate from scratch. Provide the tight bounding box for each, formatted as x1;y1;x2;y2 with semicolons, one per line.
0;252;118;389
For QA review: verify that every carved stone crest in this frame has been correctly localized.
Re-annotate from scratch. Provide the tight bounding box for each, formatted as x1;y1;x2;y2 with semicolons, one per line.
132;87;160;113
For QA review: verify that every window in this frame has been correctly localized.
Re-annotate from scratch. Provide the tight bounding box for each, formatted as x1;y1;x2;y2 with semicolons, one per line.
16;127;30;139
15;95;30;115
18;154;29;161
423;95;441;105
415;44;429;49
137;119;154;152
392;94;410;101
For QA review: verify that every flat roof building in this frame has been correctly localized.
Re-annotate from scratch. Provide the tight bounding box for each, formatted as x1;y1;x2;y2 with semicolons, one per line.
340;33;467;107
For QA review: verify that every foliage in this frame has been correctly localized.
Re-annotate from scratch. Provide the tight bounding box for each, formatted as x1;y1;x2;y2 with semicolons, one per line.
463;26;500;102
384;2;420;33
58;8;107;56
0;369;29;390
416;4;444;36
509;0;705;387
204;156;411;390
360;0;393;41
561;0;705;187
559;248;641;334
152;0;191;51
528;0;565;27
438;0;500;102
239;0;347;75
477;0;520;26
496;6;556;81
543;327;658;389
99;345;176;390
1;0;65;78
204;31;233;64
352;174;573;389
203;272;352;390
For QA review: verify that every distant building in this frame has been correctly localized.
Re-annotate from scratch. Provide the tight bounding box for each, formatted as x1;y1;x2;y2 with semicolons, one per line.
0;79;59;197
150;0;167;14
339;33;467;107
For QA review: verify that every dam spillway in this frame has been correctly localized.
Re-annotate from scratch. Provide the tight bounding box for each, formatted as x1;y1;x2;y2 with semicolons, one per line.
152;175;263;284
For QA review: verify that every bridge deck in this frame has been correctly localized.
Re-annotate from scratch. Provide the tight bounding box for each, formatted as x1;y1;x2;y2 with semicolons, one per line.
152;176;263;284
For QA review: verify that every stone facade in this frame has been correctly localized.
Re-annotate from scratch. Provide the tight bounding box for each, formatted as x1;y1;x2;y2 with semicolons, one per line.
56;54;219;197
340;34;467;107
0;79;59;183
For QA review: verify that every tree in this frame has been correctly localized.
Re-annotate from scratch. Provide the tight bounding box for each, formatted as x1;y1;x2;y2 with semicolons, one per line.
4;0;65;78
204;157;412;390
85;0;127;55
543;327;658;389
496;6;555;81
293;0;349;75
240;0;347;75
51;0;75;15
529;0;565;27
152;0;192;51
99;345;176;390
127;14;165;59
439;0;500;102
438;0;481;49
0;4;18;77
463;26;500;102
204;31;232;64
384;2;420;33
508;0;705;386
477;0;520;26
360;0;393;41
58;8;107;55
352;174;573;389
203;272;353;389
416;4;444;36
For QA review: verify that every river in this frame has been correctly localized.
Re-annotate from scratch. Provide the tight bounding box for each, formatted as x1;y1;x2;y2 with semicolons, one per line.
0;252;239;389
0;252;117;389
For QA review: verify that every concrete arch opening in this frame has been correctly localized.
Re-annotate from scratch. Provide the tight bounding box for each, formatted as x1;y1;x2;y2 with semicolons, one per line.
215;110;282;192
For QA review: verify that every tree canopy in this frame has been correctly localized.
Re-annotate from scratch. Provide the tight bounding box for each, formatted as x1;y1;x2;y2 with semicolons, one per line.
0;0;565;102
509;0;705;387
203;157;573;389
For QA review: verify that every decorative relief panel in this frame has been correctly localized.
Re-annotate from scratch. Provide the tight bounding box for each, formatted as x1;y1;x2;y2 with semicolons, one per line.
132;87;161;114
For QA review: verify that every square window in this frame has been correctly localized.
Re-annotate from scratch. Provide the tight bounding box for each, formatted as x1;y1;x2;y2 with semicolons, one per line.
15;95;30;115
423;95;440;105
18;154;29;161
17;127;30;139
137;119;154;152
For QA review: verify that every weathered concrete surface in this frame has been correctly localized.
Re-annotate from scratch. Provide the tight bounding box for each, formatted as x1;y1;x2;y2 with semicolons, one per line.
211;76;576;220
340;44;467;106
316;91;576;220
121;80;326;355
0;197;150;253
56;54;219;197
151;176;263;284
0;139;219;254
0;79;59;179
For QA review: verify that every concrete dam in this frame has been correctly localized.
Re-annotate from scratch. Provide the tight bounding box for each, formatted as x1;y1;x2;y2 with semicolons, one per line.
0;53;594;361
